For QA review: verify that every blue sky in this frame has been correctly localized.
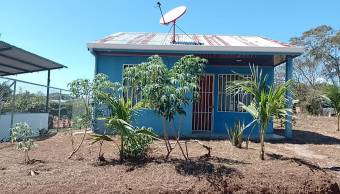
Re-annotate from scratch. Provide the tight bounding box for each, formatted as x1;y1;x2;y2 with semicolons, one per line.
1;0;339;89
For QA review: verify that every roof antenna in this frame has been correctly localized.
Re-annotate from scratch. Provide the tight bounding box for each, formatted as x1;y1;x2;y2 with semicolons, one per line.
156;2;166;25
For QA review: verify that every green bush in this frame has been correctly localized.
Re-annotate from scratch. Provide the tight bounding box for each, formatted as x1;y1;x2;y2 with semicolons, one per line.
123;127;154;159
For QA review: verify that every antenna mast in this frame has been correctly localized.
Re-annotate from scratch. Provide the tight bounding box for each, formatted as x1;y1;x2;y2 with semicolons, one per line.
156;2;166;24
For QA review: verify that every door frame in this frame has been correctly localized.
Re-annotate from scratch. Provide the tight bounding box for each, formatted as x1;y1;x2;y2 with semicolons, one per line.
192;73;214;133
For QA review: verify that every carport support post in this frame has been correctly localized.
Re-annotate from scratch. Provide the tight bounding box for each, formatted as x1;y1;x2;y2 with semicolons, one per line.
46;70;51;113
285;57;293;138
58;89;62;132
10;80;17;135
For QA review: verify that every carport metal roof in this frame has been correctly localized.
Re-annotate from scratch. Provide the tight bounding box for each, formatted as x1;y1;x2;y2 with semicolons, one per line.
0;41;66;76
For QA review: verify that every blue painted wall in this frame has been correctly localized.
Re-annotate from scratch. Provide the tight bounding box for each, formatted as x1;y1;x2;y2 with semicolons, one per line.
94;53;274;139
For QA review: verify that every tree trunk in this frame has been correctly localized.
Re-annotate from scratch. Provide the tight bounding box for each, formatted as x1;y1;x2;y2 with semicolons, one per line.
337;114;340;132
68;98;90;160
260;125;265;160
98;140;105;161
162;117;171;154
120;133;124;162
68;128;87;159
172;120;188;160
25;150;30;164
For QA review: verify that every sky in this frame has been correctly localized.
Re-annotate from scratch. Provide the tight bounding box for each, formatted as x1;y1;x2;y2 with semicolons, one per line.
0;0;339;89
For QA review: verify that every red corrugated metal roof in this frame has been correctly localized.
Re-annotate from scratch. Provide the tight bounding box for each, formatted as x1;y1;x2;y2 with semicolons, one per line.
88;32;303;54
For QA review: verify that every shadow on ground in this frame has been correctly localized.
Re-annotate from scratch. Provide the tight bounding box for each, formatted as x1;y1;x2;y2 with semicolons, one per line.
268;128;340;145
92;155;248;175
33;132;58;141
324;167;340;172
266;153;325;172
175;160;237;176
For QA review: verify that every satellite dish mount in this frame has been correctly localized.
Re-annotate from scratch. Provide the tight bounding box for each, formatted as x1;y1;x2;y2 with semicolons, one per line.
157;2;187;44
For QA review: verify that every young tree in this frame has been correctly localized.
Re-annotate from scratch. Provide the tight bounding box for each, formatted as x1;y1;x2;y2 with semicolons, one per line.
92;88;157;161
67;73;113;159
123;55;207;159
229;66;291;160
11;122;36;164
323;85;340;131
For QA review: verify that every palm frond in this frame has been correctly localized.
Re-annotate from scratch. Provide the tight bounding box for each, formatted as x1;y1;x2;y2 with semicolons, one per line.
90;134;113;145
240;102;259;119
135;128;160;140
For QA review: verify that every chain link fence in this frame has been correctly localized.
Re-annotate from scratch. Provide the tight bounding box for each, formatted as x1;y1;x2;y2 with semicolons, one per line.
0;77;84;141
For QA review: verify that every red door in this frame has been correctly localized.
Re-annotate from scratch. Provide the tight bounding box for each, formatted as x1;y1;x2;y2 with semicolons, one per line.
192;74;214;132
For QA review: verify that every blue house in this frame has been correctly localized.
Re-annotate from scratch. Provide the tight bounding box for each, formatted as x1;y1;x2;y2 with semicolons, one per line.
87;32;303;139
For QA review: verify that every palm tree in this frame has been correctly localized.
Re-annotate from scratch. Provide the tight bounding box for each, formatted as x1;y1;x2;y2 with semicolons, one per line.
229;66;291;160
92;90;157;161
323;85;340;131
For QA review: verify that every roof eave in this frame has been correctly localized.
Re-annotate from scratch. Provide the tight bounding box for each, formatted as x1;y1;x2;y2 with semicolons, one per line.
87;43;304;55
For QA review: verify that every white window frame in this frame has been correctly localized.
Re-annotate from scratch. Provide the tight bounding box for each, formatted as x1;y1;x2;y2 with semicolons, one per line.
217;74;252;112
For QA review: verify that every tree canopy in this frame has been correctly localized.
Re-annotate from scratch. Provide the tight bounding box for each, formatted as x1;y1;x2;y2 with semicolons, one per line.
291;25;339;86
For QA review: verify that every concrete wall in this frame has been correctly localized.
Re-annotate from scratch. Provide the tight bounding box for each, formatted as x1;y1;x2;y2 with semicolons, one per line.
0;113;48;141
94;54;274;138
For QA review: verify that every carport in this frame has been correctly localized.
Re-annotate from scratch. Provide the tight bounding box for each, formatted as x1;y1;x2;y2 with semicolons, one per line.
0;41;66;111
0;40;66;131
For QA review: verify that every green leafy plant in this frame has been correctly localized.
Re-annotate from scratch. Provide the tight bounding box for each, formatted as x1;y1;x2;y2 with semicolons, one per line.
123;127;154;158
228;66;291;160
274;89;287;128
226;121;247;148
123;55;208;159
11;122;36;163
322;85;340;131
92;88;157;161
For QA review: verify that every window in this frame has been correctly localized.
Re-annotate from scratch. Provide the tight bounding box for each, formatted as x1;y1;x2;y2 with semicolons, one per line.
218;74;252;112
122;64;143;105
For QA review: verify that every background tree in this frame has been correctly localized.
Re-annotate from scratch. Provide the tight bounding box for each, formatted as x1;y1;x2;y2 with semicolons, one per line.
124;55;207;159
323;85;340;131
291;25;339;86
0;82;12;101
0;82;12;114
290;25;339;114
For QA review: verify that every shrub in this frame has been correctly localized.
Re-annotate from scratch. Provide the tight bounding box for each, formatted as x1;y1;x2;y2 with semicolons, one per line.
226;121;246;148
123;127;154;159
92;91;158;161
11;122;36;163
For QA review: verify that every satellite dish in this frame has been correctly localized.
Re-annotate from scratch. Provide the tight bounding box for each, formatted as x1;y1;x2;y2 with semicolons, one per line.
159;6;187;25
157;5;187;44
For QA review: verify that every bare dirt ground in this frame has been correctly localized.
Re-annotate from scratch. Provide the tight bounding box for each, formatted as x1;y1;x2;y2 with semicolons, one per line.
0;115;340;193
272;114;340;182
